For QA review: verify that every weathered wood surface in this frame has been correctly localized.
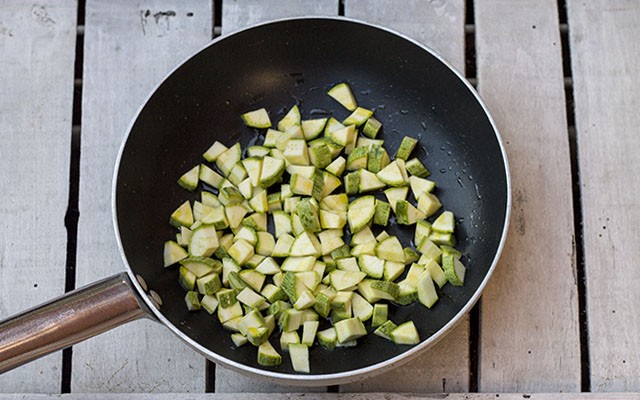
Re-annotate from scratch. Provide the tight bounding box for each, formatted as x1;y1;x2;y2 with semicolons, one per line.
0;0;77;393
2;393;640;400
345;0;465;72
214;0;338;392
221;0;338;35
341;0;468;392
475;0;580;392
567;0;640;392
73;0;212;392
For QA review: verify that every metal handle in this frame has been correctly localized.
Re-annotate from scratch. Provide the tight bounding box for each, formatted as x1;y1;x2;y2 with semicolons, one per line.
0;273;148;374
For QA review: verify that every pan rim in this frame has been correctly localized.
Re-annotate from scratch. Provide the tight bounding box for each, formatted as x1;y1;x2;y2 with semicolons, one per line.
111;15;512;385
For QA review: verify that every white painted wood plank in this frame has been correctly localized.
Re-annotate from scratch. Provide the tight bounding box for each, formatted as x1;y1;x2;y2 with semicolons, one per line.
475;0;580;392
73;0;212;392
215;1;338;392
221;0;338;35
3;394;640;400
341;318;469;392
567;0;640;392
344;0;466;72
341;0;468;393
0;1;77;393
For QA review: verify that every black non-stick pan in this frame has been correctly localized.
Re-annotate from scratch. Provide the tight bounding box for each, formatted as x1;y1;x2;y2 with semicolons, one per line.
0;17;510;385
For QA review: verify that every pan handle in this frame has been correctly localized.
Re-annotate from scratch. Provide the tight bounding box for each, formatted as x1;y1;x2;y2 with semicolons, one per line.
0;273;148;374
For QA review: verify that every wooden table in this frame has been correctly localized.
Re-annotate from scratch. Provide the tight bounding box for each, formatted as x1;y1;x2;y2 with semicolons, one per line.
1;0;638;397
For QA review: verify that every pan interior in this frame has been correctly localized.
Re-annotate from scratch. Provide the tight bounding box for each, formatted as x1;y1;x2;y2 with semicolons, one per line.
115;18;507;376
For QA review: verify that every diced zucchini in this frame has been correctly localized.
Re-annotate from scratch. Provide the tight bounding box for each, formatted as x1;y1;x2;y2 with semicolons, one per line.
371;303;388;328
202;141;228;162
442;254;466;286
197;273;222;296
376;230;390;242
238;269;266;292
358;169;386;192
216;143;242;177
325;156;346;177
384;261;405;282
395;200;426;225
200;294;219;314
255;231;275;256
367;144;386;173
231;333;248;347
405;158;430;178
227;239;254;266
317;327;338;350
241;108;271;129
384;186;409;211
409;175;436;198
290;232;322;257
246;145;270;158
241;157;263;187
414;220;432;247
278;308;303;332
403;248;420;265
164;240;188;267
179;266;197;291
295;198;322;233
375;236;405;263
395;136;418;161
330;270;366;291
371;280;400;299
284;139;310;166
272;233;295;257
374;320;397;340
351;292;374;321
432;210;455;233
343;107;373;127
357;279;395;303
429;231;456;247
328;124;356;148
185;291;201;311
362;117;382;139
347;195;376;233
334;317;367;343
377;161;406;187
327;82;357;111
236;287;266;309
416;267;438;309
390;321;420;345
259;156;285;188
170;201;194;228
189;225;219;257
301;118;327;141
346;146;368;171
322;171;342;197
257;341;282;366
358;255;385;279
178;165;200;191
281;256;316;272
289;343;310;373
373;200;391;226
278;105;301;131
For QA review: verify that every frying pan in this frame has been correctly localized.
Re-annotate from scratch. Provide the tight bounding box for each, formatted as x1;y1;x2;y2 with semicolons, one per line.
0;17;510;385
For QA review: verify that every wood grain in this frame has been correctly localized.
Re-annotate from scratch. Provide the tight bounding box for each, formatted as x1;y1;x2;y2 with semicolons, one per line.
221;0;338;35
2;393;640;400
72;0;212;392
341;0;468;391
344;0;465;72
474;0;580;392
0;1;77;393
567;0;640;392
